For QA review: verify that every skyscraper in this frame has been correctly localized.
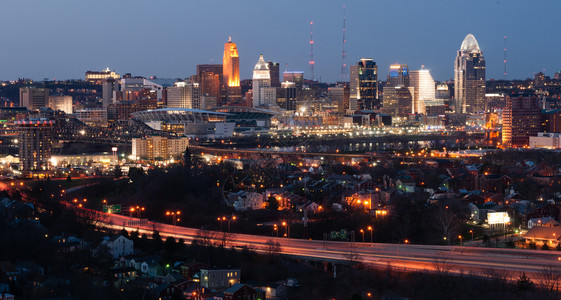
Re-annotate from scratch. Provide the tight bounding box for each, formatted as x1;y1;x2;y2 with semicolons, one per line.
166;82;201;109
350;59;378;110
383;64;412;117
223;37;242;104
328;85;350;114
410;69;436;115
197;64;222;105
454;34;486;114
502;94;541;147
252;55;273;107
20;87;49;110
267;61;280;87
17;119;53;177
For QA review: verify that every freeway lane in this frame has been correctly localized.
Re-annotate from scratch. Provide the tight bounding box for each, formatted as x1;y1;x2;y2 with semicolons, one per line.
102;212;560;279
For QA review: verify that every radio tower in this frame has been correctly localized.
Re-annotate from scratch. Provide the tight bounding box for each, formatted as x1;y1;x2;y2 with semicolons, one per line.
309;21;315;81
504;35;507;80
341;5;348;81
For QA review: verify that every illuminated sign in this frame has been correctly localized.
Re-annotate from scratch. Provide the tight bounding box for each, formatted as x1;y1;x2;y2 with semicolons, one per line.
487;212;510;224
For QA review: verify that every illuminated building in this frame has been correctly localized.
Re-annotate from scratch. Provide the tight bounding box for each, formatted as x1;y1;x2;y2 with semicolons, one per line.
328;85;350;114
383;64;412;117
530;132;561;149
454;34;486;114
502;94;541;147
278;81;298;110
166;82;201;109
223;37;242;104
48;95;72;114
197;64;222;104
410;69;436;114
102;78;118;108
19;87;49;110
131;136;189;160
75;108;108;126
252;54;273;107
85;68;120;83
350;58;378;110
16;119;53;177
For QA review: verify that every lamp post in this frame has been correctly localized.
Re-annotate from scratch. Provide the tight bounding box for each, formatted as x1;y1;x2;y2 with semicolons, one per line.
360;229;365;243
273;224;278;237
459;235;463;246
368;226;373;244
470;230;474;242
282;222;288;238
166;211;181;235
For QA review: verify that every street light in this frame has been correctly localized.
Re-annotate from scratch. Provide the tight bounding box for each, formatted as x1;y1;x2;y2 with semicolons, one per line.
360;229;365;243
166;210;181;235
273;224;278;237
459;235;463;246
368;226;373;243
470;230;474;242
282;222;288;238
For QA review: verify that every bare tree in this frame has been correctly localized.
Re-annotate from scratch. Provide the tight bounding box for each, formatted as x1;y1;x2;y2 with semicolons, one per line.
265;239;282;257
434;206;458;245
218;231;234;248
432;256;455;277
195;228;216;247
536;266;561;293
344;246;361;265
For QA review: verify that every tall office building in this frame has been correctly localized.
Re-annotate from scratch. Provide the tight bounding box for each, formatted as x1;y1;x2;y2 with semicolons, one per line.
268;62;281;87
16;119;53;176
166;82;201;109
383;64;412;117
102;78;117;108
502;94;541;147
223;37;242;103
278;81;298;110
350;59;378;110
85;68;120;83
48;95;72;114
454;34;486;114
20;87;49;110
252;55;272;107
387;64;409;87
410;69;436;115
328;85;350;114
197;64;223;105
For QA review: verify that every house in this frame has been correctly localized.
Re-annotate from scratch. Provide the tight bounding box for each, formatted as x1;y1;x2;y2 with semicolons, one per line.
129;255;163;276
396;178;415;193
523;226;561;246
200;268;241;290
223;283;265;300
179;262;207;280
474;174;511;194
528;217;556;229
151;283;181;300
99;235;133;259
229;191;265;211
297;201;320;214
110;267;136;287
0;293;15;300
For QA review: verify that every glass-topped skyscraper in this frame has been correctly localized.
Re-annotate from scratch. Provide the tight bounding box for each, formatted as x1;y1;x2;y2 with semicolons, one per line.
454;34;486;114
350;58;378;110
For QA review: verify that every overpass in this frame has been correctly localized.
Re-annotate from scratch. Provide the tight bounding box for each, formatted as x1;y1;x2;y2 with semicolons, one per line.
99;212;561;280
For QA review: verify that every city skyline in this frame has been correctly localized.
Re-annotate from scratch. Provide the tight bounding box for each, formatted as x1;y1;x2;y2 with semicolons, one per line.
0;0;559;82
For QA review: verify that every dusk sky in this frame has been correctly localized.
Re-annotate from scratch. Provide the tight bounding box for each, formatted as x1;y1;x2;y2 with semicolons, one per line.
1;0;559;82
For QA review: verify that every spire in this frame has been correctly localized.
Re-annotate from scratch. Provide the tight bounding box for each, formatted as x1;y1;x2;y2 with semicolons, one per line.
228;36;232;43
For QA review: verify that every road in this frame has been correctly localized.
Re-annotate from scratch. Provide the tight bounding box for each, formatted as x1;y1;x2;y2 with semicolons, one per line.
102;212;560;279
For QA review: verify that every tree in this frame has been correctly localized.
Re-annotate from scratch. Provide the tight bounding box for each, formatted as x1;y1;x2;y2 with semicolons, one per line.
537;266;561;293
432;257;455;277
66;174;72;182
434;206;458;245
542;243;550;250
184;146;192;169
114;165;122;179
267;195;279;211
265;239;282;257
516;272;534;292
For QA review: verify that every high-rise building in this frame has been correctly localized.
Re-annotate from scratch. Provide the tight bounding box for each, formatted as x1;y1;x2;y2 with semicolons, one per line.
20;87;49;110
387;64;409;87
382;86;412;117
166;82;201;109
48;95;72;114
350;59;378;110
16;119;53;176
102;78;118;108
131;136;189;160
197;64;223;103
223;37;242;104
252;55;272;107
278;81;298;111
328;85;350;114
410;69;436;115
267;62;280;87
454;34;486;114
502;94;541;147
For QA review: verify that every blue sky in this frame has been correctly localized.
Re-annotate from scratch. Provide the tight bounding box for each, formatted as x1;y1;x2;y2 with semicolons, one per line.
0;0;559;82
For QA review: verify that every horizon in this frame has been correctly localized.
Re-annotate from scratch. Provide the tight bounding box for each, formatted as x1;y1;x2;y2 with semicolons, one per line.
0;0;560;82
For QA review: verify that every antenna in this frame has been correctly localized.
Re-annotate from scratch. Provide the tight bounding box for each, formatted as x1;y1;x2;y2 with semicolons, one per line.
504;35;507;80
309;21;315;81
341;5;348;81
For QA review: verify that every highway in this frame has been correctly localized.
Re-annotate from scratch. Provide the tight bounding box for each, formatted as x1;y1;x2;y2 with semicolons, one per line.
102;212;561;280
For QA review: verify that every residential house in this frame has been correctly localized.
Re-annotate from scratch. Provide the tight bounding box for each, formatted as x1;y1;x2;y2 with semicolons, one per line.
99;235;133;259
200;268;241;290
229;191;265;211
523;226;561;246
223;283;265;300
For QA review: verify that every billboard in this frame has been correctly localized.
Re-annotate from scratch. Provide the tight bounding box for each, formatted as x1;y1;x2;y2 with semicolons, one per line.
487;212;510;224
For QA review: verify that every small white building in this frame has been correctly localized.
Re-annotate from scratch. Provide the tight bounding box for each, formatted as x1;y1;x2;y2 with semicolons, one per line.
100;235;133;259
230;191;265;211
530;132;561;149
